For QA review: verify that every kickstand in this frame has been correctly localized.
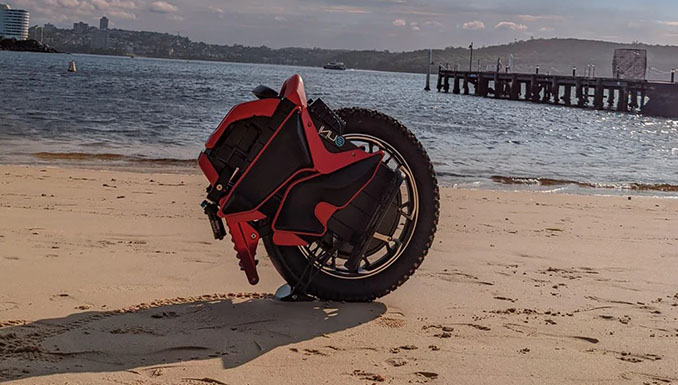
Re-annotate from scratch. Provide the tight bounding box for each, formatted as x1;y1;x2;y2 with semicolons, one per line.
274;246;336;302
274;284;315;302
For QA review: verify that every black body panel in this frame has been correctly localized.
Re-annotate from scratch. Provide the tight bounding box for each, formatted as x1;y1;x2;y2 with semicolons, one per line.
327;164;399;242
274;155;382;235
204;99;299;208
221;111;313;215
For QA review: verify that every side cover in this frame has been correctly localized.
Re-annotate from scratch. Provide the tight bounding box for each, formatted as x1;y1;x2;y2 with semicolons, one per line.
199;74;383;247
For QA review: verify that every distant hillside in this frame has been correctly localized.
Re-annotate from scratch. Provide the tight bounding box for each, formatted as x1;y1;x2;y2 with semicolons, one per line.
329;39;677;80
42;25;678;81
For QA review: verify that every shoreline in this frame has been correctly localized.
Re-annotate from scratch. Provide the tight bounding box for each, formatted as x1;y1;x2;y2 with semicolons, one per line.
2;164;678;384
4;161;678;199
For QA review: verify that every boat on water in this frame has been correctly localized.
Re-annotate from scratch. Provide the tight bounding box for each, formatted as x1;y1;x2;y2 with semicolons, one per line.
323;62;346;70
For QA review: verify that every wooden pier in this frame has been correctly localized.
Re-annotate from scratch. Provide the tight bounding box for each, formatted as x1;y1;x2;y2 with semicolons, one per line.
435;68;678;117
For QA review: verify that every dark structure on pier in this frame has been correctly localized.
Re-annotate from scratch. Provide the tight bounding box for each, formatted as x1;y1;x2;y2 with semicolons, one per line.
435;69;678;118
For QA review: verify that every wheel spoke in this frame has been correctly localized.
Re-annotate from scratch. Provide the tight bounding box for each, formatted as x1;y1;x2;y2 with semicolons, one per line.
398;207;414;221
372;232;392;242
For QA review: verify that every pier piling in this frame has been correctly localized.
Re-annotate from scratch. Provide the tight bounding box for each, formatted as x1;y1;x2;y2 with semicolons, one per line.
563;84;572;105
575;78;585;107
594;81;604;110
608;88;615;108
436;68;443;92
510;76;520;100
424;49;432;91
552;80;560;105
617;87;629;112
453;75;461;94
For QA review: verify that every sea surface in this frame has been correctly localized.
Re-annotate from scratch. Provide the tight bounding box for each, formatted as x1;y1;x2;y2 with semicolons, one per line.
2;51;678;196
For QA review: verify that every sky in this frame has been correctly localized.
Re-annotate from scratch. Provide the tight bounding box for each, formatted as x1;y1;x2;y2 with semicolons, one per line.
7;0;678;51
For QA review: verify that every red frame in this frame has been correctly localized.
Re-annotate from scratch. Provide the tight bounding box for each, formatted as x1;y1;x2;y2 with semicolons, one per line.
279;74;307;108
199;74;381;284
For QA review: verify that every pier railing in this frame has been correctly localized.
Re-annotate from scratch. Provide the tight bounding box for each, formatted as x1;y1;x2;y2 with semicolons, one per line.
436;68;678;117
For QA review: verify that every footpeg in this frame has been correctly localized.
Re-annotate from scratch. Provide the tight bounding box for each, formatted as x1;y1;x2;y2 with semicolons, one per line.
225;219;260;285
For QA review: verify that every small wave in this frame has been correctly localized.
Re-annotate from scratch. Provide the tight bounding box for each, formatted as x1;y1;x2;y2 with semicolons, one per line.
436;171;472;178
627;183;678;192
34;152;196;166
491;175;678;192
491;176;596;188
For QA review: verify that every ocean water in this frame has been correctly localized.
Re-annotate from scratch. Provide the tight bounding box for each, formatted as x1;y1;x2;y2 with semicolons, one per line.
2;51;678;196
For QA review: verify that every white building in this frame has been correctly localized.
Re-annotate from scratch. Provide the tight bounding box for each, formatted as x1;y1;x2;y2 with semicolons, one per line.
0;4;30;40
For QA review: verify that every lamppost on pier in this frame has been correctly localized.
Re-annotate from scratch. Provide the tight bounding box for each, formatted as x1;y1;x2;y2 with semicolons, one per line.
468;42;473;72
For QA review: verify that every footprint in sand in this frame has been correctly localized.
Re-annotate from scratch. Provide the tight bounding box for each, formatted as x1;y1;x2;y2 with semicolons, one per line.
182;378;228;385
454;323;491;331
617;352;662;363
620;372;676;384
302;348;329;356
390;345;418;354
494;296;517;303
386;357;408;367
352;370;386;382
376;317;405;328
0;302;19;313
429;270;494;286
414;371;439;381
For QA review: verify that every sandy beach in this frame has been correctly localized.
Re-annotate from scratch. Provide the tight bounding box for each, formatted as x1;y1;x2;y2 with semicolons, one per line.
1;164;678;385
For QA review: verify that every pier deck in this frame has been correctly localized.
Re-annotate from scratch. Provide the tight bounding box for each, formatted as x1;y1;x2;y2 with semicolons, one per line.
436;69;678;117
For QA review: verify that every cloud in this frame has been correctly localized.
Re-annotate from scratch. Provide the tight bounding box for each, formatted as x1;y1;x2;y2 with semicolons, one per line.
111;10;135;19
392;18;406;27
90;0;136;10
462;20;485;30
409;21;419;31
149;1;177;13
207;5;224;14
53;0;82;8
495;21;527;31
325;5;370;14
517;14;564;22
658;21;678;27
539;26;554;32
44;0;96;14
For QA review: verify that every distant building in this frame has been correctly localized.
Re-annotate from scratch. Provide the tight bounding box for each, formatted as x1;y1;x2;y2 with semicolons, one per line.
43;23;56;32
73;21;88;34
28;24;42;42
613;49;647;80
0;4;30;40
99;16;108;30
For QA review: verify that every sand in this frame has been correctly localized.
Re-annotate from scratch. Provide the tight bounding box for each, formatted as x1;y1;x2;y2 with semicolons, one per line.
1;164;678;385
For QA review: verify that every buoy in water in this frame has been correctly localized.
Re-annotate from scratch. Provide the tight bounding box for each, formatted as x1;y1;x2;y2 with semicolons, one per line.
68;61;77;72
